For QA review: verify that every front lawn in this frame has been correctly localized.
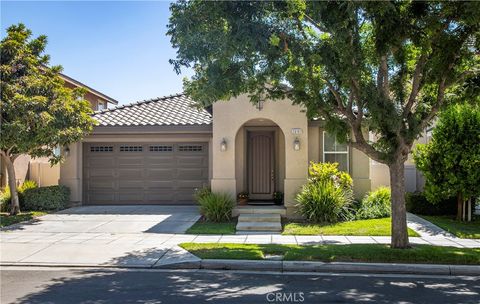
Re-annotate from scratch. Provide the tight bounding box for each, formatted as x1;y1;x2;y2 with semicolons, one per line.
0;211;47;227
180;243;480;265
283;217;419;236
421;215;480;239
186;219;236;234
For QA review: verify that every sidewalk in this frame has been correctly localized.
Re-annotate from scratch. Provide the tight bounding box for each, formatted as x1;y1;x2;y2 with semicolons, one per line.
1;212;479;268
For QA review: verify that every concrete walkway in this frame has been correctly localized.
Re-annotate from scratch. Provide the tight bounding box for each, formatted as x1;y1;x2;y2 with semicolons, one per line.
406;212;455;237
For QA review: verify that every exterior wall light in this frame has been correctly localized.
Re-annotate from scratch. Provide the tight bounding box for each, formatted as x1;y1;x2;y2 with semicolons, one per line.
293;138;300;151
63;146;71;157
220;138;227;152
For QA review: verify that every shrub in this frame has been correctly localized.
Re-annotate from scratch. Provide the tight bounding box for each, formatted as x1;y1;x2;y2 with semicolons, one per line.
296;180;354;223
406;192;457;216
308;162;353;190
0;180;38;212
23;185;70;211
194;186;211;202
197;192;234;222
356;187;391;219
0;187;11;212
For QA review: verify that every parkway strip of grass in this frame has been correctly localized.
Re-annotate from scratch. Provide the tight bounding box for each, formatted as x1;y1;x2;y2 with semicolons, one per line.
180;243;480;265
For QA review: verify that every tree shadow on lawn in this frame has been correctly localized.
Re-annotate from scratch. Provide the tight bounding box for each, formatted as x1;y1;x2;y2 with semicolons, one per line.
8;267;480;304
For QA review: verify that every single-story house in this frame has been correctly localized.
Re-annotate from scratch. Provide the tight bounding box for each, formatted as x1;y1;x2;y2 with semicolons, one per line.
58;93;427;217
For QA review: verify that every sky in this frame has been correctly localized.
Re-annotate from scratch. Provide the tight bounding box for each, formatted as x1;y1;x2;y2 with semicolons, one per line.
1;1;192;105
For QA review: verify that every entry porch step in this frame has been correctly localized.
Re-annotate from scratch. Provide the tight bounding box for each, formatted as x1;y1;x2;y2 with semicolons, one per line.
236;222;282;232
238;213;281;223
233;205;286;217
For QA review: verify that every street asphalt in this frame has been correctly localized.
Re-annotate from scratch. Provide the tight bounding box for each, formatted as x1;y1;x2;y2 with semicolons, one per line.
1;266;479;304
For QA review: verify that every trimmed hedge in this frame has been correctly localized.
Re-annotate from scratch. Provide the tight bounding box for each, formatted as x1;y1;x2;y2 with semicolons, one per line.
406;191;456;216
23;185;70;211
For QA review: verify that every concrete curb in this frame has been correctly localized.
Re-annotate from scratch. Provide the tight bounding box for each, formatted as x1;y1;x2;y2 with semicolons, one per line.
156;259;480;276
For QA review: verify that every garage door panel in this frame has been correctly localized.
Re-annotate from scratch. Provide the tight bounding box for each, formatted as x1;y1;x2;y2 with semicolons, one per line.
118;192;146;202
88;157;115;167
176;156;207;166
118;157;144;166
89;168;115;178
147;156;176;166
118;168;143;179
145;192;176;202
84;142;209;205
87;180;115;191
88;192;116;203
118;180;144;190
147;168;175;179
177;180;206;189
147;180;175;189
177;168;206;179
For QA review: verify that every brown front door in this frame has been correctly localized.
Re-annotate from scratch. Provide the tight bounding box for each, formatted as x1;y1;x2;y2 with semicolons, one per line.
248;131;274;200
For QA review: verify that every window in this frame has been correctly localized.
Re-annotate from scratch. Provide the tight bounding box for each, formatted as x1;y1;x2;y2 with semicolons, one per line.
149;145;173;152
323;132;349;172
97;101;105;111
90;146;113;152
119;146;143;152
178;145;203;152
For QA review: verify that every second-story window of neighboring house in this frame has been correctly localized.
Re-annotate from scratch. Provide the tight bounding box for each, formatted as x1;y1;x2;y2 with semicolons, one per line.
97;101;105;111
323;131;349;172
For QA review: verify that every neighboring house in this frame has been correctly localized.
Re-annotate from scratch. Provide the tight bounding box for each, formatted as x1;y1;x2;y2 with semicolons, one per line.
60;93;382;217
0;74;119;189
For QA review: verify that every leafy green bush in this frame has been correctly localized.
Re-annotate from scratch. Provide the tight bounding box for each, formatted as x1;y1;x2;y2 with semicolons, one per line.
194;186;211;202
197;192;234;222
308;162;353;190
0;180;38;212
296;180;354;223
0;187;11;212
406;192;456;216
23;185;70;211
356;187;391;219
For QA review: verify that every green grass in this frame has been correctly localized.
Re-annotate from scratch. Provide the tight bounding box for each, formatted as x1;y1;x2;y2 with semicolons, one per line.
421;215;480;239
180;243;480;265
283;217;419;236
0;211;47;227
186;219;236;234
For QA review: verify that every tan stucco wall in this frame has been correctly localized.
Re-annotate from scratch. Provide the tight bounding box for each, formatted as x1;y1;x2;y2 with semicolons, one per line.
29;161;60;187
211;95;309;217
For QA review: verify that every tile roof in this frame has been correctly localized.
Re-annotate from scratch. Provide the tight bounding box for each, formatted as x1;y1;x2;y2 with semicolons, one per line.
92;93;212;127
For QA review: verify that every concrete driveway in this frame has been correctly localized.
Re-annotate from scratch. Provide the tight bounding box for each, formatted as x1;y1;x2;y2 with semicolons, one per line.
4;205;201;234
0;205;201;267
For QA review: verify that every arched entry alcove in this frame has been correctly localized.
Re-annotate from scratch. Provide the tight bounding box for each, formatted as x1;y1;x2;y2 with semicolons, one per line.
235;118;286;202
210;94;309;217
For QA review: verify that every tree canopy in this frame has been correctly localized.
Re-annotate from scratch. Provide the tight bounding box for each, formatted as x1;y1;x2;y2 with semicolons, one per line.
0;24;96;214
414;103;480;220
168;0;480;248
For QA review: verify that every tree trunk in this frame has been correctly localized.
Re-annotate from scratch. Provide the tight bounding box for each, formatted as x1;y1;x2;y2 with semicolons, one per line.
2;155;20;215
456;192;463;221
389;160;410;249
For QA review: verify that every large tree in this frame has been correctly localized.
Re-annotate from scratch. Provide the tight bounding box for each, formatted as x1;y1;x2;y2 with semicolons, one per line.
1;24;96;215
168;1;480;248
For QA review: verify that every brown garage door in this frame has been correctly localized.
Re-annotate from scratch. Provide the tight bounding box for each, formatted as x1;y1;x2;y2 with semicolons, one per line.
83;142;209;205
